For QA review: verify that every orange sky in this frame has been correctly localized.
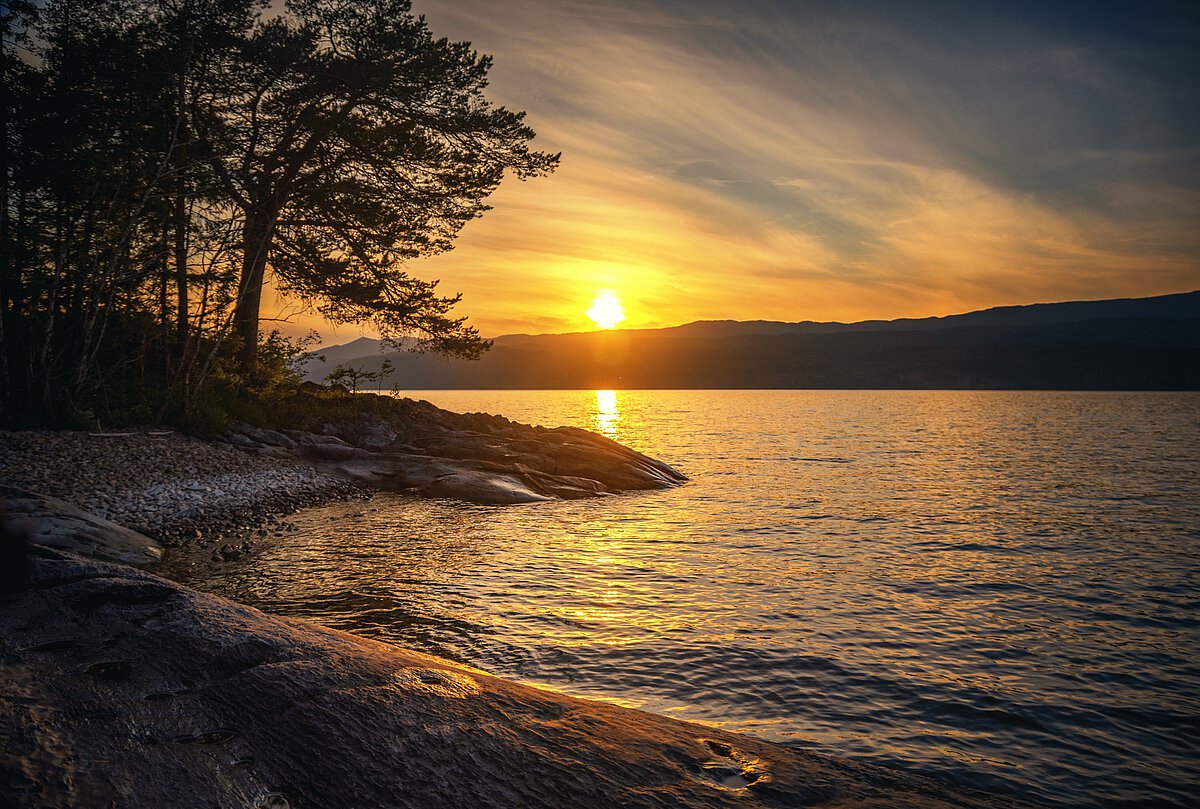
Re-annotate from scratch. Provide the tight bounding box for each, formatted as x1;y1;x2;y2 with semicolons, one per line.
265;0;1200;345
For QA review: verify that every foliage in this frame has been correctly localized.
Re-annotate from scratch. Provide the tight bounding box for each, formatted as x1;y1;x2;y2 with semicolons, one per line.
200;0;559;372
324;359;394;394
0;0;555;427
254;329;323;395
207;382;420;437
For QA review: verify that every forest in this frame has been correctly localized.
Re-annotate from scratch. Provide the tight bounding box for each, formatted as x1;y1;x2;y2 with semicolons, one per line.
0;0;556;427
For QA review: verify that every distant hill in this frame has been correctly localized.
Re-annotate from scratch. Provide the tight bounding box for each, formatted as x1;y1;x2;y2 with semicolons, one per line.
312;336;390;365
303;290;1200;390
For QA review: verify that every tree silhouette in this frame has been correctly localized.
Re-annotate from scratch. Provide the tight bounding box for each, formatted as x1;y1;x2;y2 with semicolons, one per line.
325;358;394;394
0;0;555;425
196;0;558;374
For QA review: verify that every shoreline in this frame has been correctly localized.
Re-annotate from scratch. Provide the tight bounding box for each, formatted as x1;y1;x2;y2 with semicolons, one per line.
0;422;1026;807
2;548;1025;808
0;430;369;556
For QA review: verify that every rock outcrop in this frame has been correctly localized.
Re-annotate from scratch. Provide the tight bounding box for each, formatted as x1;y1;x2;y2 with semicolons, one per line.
0;486;162;565
0;548;1024;809
222;398;687;504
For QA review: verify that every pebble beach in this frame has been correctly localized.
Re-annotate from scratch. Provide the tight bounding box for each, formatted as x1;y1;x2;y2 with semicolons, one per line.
0;431;368;552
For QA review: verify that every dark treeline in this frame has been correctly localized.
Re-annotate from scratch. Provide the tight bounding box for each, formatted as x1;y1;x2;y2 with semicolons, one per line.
0;0;556;427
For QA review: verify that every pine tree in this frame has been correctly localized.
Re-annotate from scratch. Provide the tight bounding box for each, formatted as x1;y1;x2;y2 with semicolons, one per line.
195;0;558;374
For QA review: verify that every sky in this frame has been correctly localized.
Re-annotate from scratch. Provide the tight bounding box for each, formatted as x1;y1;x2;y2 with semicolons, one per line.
267;0;1200;343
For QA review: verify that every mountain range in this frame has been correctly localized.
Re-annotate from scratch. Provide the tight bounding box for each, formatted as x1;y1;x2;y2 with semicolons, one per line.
303;290;1200;390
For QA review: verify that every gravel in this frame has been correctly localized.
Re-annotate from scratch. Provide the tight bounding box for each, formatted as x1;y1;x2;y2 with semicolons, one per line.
0;430;369;552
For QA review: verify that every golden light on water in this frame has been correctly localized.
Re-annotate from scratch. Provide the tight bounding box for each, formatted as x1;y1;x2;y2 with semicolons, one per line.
594;389;620;438
586;292;626;330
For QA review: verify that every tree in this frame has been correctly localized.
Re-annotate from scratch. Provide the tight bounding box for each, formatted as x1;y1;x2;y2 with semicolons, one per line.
0;0;261;423
196;0;558;374
1;0;551;426
2;0;170;420
0;0;39;414
149;0;265;387
324;358;393;394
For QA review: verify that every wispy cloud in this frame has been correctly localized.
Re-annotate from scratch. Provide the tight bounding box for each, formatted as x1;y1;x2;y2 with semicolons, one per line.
274;0;1200;340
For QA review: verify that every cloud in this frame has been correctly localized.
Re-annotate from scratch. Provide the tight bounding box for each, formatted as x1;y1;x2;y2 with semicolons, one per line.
269;0;1200;340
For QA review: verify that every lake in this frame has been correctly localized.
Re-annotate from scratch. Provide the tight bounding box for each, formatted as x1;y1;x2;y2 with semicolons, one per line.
174;390;1200;807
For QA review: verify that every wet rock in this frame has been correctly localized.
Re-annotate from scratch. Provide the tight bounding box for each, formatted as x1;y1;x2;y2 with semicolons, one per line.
418;470;552;504
0;553;1026;809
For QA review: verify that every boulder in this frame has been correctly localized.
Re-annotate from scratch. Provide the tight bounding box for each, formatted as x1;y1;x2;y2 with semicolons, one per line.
417;470;552;504
0;486;162;566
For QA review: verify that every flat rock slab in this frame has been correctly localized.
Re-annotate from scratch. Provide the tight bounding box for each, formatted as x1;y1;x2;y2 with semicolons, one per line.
0;551;1027;809
0;486;162;565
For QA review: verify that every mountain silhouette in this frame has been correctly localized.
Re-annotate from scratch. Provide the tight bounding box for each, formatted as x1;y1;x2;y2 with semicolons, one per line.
305;290;1200;390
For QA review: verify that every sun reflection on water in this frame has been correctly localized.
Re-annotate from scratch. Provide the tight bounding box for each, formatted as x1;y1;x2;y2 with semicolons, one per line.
594;389;620;439
166;390;1200;809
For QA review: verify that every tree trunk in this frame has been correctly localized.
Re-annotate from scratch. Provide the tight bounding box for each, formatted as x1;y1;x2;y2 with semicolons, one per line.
159;224;171;380
173;75;189;366
174;184;189;378
234;207;275;376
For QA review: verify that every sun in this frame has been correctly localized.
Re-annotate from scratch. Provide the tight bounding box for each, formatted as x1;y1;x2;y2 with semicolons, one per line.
586;291;626;329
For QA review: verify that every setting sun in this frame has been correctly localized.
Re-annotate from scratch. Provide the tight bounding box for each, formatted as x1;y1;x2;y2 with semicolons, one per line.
586;291;626;329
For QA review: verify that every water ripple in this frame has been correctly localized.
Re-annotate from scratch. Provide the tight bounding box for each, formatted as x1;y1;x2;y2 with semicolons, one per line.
171;391;1200;808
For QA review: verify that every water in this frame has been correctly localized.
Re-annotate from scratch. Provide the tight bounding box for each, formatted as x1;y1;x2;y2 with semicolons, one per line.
173;391;1200;807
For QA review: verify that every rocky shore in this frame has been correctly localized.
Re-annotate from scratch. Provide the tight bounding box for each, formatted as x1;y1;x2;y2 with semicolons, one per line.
0;430;368;556
0;546;1026;809
0;404;1021;807
0;392;687;555
217;394;688;504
